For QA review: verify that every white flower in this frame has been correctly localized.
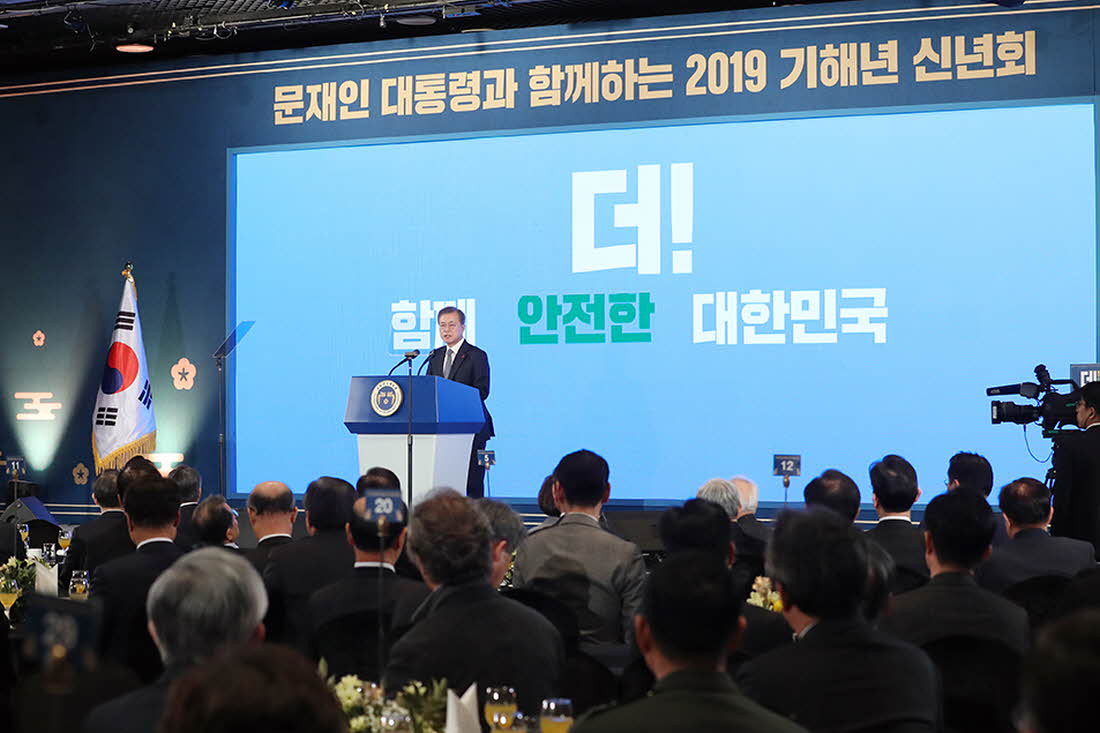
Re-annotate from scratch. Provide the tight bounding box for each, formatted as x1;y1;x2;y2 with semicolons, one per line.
348;715;370;732
334;675;365;710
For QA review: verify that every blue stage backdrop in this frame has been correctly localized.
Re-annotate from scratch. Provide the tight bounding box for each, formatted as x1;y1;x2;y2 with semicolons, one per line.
2;0;1099;518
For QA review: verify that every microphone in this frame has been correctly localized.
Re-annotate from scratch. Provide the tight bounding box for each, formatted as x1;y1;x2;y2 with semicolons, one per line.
404;349;421;360
986;382;1040;399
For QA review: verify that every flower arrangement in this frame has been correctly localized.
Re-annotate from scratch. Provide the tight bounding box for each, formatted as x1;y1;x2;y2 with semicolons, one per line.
0;557;38;622
746;576;784;613
330;675;447;733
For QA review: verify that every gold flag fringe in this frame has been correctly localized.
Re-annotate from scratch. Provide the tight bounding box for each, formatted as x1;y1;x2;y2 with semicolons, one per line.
93;430;157;474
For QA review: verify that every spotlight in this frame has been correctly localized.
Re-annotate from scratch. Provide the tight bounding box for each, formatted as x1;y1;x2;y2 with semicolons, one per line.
116;42;155;53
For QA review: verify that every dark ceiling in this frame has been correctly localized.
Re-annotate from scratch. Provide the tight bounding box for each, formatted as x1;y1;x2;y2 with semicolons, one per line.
0;0;847;73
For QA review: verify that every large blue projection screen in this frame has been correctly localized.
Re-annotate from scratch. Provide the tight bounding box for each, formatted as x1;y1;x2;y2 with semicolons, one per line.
232;104;1096;502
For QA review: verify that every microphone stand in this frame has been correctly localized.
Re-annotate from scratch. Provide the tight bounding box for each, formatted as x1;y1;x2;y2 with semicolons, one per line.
405;357;414;511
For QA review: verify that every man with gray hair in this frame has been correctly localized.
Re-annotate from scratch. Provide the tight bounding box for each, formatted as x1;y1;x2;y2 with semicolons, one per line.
696;478;741;520
474;497;528;588
82;548;267;733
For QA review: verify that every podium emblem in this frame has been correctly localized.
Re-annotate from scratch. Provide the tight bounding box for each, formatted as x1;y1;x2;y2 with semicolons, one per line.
370;379;403;417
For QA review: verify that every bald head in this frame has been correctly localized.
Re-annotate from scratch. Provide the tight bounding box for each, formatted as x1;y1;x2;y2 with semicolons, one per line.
247;481;297;540
731;476;758;515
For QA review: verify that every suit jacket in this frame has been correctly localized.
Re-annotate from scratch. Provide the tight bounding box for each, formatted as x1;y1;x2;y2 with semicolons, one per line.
730;519;768;595
513;513;647;646
80;670;178;733
92;540;185;684
575;668;806;733
878;571;1029;654
865;518;929;591
174;503;198;551
427;340;494;438
737;617;939;733
385;580;565;714
247;534;294;575
1052;426;1100;553
60;510;134;587
975;527;1096;593
263;528;355;651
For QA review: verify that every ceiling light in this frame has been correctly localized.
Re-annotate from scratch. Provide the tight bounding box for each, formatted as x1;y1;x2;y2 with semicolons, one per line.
116;42;155;53
395;15;436;26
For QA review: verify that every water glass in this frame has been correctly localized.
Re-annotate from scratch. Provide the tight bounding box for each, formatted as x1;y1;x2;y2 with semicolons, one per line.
69;570;89;601
539;699;573;733
485;686;518;730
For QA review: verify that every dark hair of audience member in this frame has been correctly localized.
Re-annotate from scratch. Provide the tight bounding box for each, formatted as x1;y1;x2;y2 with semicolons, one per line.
116;456;160;505
537;474;560;517
159;644;346;733
553;449;609;507
92;469;121;508
948;451;994;497
348;496;407;552
643;552;743;664
923;489;994;568
863;539;896;623
474;498;527;554
168;464;202;503
1019;610;1100;733
303;476;356;530
247;483;295;515
407;489;491;585
123;475;181;528
356;466;401;497
766;508;869;619
803;469;861;521
999;477;1052;526
1081;381;1100;413
192;496;234;546
868;454;919;513
658;498;730;559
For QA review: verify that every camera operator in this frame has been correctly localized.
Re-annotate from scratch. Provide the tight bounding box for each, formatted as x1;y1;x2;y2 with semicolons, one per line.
1051;381;1100;557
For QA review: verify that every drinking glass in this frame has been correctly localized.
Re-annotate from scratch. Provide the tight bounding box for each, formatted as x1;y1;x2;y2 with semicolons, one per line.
42;542;57;566
485;687;518;730
379;710;412;732
17;524;29;548
58;528;72;551
0;577;20;621
539;699;573;733
69;570;89;601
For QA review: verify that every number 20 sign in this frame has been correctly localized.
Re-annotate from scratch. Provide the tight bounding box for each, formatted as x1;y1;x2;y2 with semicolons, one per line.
361;489;406;525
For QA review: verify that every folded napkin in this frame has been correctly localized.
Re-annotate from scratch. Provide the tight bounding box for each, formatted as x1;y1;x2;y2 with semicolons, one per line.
444;683;480;733
35;560;58;596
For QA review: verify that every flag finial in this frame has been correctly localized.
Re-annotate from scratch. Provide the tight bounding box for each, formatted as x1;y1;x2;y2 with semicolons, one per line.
121;262;134;282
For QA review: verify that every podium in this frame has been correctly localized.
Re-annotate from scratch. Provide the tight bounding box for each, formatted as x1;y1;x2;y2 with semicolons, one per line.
345;376;486;506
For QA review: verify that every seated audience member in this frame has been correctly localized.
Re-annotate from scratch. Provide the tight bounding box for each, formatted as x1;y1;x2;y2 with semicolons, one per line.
574;553;805;733
263;476;356;651
732;476;772;588
975;478;1095;593
865;454;928;592
513;450;646;647
245;481;297;574
190;495;241;551
92;475;185;684
307;497;429;677
82;548;267;733
1017;610;1100;733
385;490;565;715
946;451;1008;546
879;490;1028;654
532;474;561;532
60;469;133;588
115;457;160;507
356;466;401;497
696;479;755;594
167;465;202;550
474;498;528;588
736;509;939;732
159;645;346;733
803;469;861;524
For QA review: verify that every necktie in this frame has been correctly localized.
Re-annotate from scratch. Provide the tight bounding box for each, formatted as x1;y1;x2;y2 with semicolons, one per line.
443;349;454;379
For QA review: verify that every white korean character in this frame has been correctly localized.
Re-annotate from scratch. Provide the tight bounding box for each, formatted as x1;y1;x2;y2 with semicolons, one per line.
392;300;430;351
692;292;738;345
273;85;305;125
337;80;370;120
840;288;888;343
790;290;838;344
740;289;786;345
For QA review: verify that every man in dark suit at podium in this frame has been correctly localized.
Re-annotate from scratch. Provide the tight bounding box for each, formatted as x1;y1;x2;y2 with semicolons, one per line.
427;306;494;498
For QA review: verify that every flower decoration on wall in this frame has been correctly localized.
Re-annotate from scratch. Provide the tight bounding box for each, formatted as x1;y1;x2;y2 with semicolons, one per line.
32;330;45;347
171;357;197;390
72;463;89;486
